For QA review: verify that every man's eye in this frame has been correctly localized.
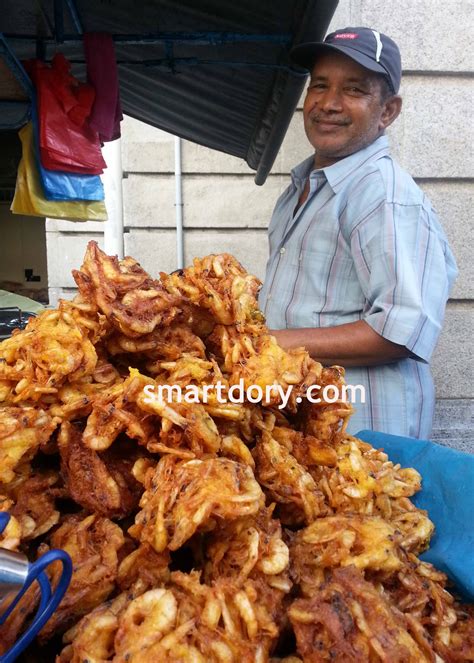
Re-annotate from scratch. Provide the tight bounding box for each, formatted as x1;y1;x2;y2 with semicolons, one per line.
346;87;364;94
309;83;326;90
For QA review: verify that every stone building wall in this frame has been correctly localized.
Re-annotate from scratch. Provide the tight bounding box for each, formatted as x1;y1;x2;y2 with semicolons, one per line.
46;0;473;450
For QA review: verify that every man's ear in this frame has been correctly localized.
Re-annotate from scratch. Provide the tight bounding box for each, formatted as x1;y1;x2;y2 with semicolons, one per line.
380;95;402;130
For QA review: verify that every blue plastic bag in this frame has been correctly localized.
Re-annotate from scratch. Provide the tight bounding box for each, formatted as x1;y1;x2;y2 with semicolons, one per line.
357;430;474;601
32;105;104;202
39;158;105;201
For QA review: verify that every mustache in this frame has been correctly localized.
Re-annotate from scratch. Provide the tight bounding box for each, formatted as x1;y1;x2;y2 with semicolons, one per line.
310;114;350;126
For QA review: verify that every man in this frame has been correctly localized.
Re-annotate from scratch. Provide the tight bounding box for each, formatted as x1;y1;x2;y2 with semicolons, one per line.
259;27;458;438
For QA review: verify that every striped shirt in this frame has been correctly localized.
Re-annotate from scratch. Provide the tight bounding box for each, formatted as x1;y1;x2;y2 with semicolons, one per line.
259;135;458;438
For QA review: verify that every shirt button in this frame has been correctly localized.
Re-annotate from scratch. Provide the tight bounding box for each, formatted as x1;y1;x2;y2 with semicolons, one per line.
280;247;286;254
267;294;272;300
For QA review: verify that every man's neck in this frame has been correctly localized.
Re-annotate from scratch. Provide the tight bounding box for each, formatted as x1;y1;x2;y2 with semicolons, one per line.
313;132;386;169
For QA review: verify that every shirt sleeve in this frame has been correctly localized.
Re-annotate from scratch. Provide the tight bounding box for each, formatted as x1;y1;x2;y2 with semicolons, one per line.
349;200;458;363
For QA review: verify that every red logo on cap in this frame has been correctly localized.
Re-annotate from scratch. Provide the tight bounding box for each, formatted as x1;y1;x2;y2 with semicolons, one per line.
334;33;358;39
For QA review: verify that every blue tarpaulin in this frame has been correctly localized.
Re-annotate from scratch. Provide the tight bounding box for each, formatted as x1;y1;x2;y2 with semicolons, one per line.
357;429;474;601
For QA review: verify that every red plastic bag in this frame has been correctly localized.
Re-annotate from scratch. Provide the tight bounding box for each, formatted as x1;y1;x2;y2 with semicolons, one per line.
24;55;107;174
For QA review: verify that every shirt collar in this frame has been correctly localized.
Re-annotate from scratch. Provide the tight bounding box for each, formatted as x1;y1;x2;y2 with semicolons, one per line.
291;135;390;194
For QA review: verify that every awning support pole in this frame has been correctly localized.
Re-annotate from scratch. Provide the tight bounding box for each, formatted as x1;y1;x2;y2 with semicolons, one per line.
174;137;184;270
102;139;124;260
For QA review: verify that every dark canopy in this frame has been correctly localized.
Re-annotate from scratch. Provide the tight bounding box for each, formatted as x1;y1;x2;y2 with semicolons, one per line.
0;0;337;183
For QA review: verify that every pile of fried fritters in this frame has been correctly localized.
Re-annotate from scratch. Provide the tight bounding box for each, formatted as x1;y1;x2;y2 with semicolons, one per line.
0;241;472;662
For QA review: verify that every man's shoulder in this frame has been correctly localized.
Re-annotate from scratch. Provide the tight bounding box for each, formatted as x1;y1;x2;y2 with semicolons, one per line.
375;156;425;206
341;153;428;223
335;152;438;242
344;153;423;205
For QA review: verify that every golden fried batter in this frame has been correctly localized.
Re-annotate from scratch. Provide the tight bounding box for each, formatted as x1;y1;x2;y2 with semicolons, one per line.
253;430;326;526
73;241;182;337
0;243;469;660
39;513;125;641
289;515;404;598
289;566;435;662
204;505;291;592
161;253;265;332
0;406;58;483
60;571;282;663
59;422;143;519
298;366;353;444
6;469;66;540
0;304;98;405
129;455;264;552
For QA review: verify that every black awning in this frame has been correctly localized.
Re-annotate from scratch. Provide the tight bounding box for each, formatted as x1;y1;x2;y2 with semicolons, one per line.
0;0;337;183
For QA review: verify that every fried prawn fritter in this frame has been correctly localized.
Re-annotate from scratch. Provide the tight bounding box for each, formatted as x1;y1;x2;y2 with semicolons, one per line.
85;366;223;457
289;515;404;597
106;323;207;372
334;437;422;502
434;605;474;662
204;505;291;592
129;455;264;552
253;430;326;526
161;253;265;332
272;426;338;468
0;407;58;483
5;468;66;540
58;592;130;663
59;422;143;519
117;542;170;593
0;584;40;656
0;495;21;550
207;326;323;413
298;366;353;444
60;570;281;663
370;552;464;657
233;335;323;413
39;513;125;641
129;368;222;455
0;304;98;405
306;436;433;552
289;566;435;662
47;363;122;423
73;241;182;337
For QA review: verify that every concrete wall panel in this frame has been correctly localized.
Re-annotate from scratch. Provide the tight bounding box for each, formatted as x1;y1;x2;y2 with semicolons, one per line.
359;0;472;72
417;181;473;299
432;305;474;399
46;232;104;289
124;229;268;281
123;174;285;229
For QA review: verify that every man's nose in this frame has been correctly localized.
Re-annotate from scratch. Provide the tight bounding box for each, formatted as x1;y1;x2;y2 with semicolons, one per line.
317;87;344;113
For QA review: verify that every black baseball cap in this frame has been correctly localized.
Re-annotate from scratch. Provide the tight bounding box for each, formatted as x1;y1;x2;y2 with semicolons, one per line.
291;27;401;94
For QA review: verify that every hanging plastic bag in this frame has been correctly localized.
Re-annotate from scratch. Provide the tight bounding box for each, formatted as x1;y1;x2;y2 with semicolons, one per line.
84;32;123;142
31;106;105;201
39;156;105;201
11;122;107;221
24;55;107;174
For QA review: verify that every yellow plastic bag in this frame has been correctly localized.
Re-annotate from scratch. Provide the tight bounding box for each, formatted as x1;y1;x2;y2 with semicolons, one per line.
11;123;107;221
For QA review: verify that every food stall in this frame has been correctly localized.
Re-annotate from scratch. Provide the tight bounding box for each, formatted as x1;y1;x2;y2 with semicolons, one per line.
0;2;473;661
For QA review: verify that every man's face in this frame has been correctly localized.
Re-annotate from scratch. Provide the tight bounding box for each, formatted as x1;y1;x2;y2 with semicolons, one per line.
303;51;393;168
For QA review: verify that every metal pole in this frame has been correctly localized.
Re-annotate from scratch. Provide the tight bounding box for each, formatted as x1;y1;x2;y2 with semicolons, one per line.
174;136;184;269
102;138;124;259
